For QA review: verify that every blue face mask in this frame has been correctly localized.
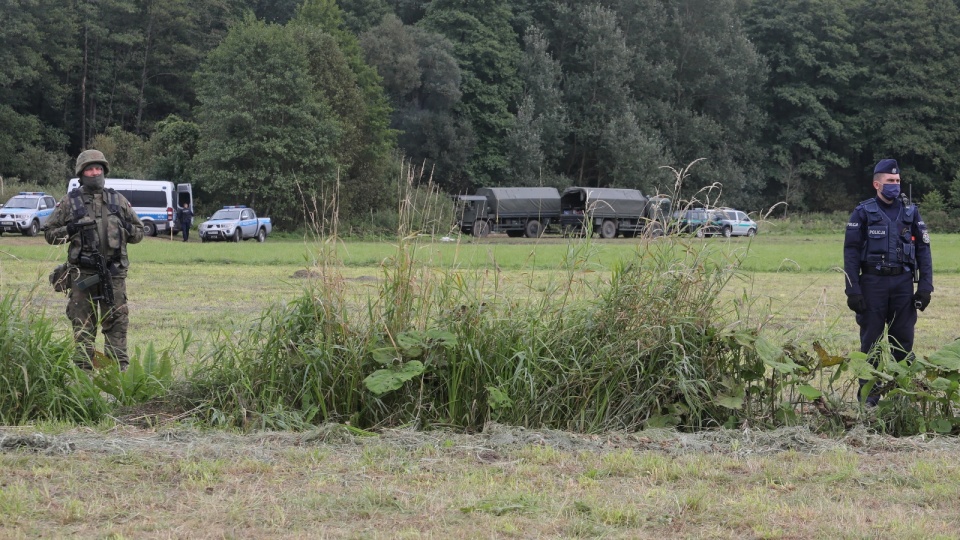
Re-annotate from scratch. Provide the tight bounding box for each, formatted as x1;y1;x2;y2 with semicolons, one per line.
881;183;901;200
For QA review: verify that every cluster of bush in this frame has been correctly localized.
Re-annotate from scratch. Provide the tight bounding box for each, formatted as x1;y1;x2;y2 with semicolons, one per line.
4;232;960;437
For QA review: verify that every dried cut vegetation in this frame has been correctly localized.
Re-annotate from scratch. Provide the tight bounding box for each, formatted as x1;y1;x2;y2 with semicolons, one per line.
3;424;960;538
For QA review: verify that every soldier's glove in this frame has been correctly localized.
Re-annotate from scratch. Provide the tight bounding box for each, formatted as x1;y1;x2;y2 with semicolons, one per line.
913;290;931;312
66;222;80;236
846;294;866;314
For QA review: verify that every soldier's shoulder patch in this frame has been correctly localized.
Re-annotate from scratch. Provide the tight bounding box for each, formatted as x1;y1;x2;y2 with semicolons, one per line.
923;231;930;244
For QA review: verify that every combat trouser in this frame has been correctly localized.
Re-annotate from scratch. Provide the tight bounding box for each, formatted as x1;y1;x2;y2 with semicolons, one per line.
66;273;129;370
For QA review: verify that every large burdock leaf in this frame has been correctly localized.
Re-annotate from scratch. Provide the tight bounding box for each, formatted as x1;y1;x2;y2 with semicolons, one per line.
716;393;745;410
363;361;425;395
796;384;823;400
927;340;960;372
755;336;800;374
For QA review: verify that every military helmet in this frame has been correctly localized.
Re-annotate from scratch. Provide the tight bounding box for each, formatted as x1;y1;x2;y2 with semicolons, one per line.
74;149;110;176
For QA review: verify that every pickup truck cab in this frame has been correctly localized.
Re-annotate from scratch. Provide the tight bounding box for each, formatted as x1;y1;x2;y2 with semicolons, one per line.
198;205;272;242
0;192;57;237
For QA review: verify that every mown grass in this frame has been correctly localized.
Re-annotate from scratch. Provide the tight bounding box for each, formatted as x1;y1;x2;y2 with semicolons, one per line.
2;426;960;538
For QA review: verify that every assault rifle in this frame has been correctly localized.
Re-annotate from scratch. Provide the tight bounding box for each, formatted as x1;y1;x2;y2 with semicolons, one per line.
73;221;115;306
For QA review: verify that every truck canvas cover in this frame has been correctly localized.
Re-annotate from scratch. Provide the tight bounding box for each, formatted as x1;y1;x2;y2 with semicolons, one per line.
476;187;561;216
561;187;649;218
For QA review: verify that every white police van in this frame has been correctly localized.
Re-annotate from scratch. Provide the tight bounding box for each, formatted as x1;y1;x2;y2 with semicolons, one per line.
0;192;58;236
66;178;193;237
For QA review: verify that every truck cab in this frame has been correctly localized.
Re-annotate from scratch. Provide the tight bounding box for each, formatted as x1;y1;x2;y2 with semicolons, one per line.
456;187;561;238
0;192;57;236
560;187;667;238
456;195;491;236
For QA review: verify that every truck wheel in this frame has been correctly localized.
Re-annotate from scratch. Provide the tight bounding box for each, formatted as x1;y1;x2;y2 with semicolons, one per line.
600;220;617;239
723;226;732;238
256;228;266;242
24;220;39;237
232;229;241;242
472;220;490;237
524;219;543;238
649;223;665;238
143;221;157;237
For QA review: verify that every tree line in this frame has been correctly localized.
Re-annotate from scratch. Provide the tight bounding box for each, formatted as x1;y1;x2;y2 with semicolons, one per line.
4;0;960;228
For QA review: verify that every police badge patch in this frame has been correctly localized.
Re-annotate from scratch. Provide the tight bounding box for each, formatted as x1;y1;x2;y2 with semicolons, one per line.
922;231;930;244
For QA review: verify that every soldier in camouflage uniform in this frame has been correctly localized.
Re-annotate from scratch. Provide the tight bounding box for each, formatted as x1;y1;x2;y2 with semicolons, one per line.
44;150;144;370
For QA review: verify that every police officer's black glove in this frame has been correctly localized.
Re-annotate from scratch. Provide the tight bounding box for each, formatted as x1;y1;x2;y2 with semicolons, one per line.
913;290;931;312
846;294;866;314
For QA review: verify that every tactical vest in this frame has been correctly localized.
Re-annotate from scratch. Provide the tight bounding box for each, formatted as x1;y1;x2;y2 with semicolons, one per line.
858;198;917;268
67;187;124;264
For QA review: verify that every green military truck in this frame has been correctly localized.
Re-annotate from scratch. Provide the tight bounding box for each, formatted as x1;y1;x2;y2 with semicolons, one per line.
456;187;561;238
559;187;670;238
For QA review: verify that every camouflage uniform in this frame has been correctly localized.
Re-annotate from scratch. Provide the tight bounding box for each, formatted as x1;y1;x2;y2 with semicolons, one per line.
45;150;144;369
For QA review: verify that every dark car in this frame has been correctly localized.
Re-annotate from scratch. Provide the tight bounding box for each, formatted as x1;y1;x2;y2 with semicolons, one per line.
672;208;713;236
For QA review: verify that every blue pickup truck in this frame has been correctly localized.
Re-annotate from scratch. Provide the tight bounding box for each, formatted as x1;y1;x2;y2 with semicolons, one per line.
198;205;272;242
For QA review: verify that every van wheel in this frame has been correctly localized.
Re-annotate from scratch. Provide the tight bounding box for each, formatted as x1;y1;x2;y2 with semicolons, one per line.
696;227;705;238
723;226;732;238
524;219;543;238
600;220;617;239
649;223;665;238
143;222;157;237
472;220;490;237
24;220;39;237
232;229;241;242
256;228;266;242
747;228;756;237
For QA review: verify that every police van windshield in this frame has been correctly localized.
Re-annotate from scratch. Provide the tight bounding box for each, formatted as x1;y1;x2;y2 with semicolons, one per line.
3;197;37;209
211;209;242;220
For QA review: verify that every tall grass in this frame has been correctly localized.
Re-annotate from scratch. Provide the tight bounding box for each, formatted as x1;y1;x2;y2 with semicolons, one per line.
0;283;178;425
0;291;109;423
174;163;844;432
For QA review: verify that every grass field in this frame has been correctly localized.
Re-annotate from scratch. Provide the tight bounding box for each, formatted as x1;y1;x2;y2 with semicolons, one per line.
3;233;960;538
3;232;958;360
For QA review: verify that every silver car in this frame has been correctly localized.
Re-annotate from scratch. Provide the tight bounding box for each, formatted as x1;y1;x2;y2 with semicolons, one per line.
711;208;758;237
0;192;58;237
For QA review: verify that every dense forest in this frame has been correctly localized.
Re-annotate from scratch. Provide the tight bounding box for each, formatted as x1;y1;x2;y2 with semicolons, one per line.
5;0;960;228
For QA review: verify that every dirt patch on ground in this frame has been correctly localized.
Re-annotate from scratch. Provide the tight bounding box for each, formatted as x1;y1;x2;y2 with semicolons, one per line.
2;422;957;459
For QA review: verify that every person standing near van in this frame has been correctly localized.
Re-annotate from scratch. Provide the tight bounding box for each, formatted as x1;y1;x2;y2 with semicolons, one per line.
44;149;144;371
176;202;194;242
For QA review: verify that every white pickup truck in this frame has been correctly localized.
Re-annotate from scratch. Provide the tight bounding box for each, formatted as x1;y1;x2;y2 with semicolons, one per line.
198;205;272;242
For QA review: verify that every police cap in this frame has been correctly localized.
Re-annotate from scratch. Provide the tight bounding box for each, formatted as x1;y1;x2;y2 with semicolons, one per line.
873;158;899;175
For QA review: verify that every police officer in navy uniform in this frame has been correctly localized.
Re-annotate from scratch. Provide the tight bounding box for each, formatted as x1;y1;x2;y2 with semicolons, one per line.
844;158;933;404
